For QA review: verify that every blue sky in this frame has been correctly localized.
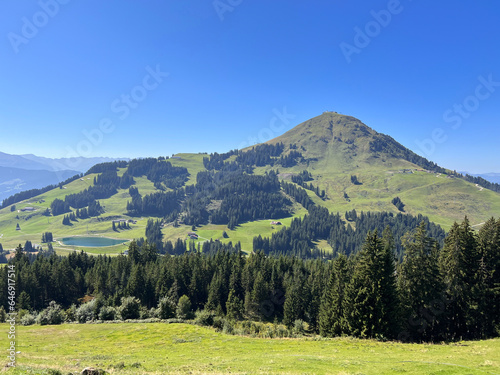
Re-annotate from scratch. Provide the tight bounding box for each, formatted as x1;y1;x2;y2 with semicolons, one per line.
0;0;499;173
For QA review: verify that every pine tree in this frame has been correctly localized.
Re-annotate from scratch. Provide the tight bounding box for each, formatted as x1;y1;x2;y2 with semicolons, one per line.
344;230;399;339
476;217;500;337
250;271;268;320
439;217;480;340
397;222;444;342
206;271;225;315
126;264;145;302
283;276;304;328
319;254;350;337
226;289;244;320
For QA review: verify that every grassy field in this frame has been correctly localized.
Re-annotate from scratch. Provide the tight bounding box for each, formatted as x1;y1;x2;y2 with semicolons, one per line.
1;322;499;374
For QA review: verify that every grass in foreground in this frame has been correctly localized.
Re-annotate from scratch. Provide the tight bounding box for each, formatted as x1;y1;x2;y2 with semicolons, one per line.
1;322;499;374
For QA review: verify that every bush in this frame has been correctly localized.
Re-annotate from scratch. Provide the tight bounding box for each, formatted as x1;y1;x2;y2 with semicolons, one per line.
213;316;225;331
119;296;141;320
65;304;77;322
223;319;234;335
17;308;29;320
195;309;215;326
140;306;151;319
158;296;176;319
176;295;192;320
37;301;64;325
98;306;117;321
149;307;159;319
20;313;36;326
76;299;97;323
293;319;306;336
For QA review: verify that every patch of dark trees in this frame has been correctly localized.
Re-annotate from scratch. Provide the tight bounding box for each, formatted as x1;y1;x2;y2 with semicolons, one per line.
127;189;184;218
281;181;314;209
127;158;189;189
392;196;405;212
253;206;445;260
182;170;291;229
291;170;326;199
203;143;304;171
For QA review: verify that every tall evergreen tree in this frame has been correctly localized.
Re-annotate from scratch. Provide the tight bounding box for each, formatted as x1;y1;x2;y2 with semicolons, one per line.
319;254;350;337
397;222;444;341
283;275;305;328
439;217;480;340
344;230;399;339
476;217;500;337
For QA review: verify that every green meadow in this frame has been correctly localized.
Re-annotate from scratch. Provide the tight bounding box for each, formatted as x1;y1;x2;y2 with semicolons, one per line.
1;322;499;374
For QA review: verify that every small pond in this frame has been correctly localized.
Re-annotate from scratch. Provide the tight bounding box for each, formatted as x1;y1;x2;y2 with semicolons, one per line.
60;236;128;247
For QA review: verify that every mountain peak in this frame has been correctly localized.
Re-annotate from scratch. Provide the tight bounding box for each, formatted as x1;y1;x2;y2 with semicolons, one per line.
265;112;442;172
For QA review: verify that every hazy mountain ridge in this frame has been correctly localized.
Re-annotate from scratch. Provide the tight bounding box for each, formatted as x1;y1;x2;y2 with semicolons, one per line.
0;152;130;204
18;154;130;173
0;166;80;203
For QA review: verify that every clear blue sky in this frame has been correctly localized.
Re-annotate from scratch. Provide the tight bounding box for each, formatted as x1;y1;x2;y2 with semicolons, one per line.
1;0;499;173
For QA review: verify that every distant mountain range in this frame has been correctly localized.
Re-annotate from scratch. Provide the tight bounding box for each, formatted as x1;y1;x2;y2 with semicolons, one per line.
0;152;129;203
0;152;129;173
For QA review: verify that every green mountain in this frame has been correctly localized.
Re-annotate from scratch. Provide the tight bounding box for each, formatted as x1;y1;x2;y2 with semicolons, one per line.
264;112;500;228
266;111;442;171
0;112;499;255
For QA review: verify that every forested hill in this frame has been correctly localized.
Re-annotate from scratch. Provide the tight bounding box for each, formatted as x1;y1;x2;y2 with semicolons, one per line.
0;112;499;257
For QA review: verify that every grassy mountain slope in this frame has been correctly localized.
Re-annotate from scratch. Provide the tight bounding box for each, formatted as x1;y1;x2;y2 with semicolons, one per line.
263;112;500;228
0;113;498;253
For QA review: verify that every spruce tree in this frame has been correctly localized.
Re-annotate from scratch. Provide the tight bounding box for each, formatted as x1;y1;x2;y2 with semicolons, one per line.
283;276;304;328
344;230;399;339
226;289;244;320
476;217;500;337
397;222;444;342
319;254;350;337
439;217;480;340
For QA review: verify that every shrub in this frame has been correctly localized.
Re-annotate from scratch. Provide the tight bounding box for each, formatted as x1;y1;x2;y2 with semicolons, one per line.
119;296;141;320
37;301;64;325
175;295;192;320
195;309;215;326
223;319;234;335
65;304;77;322
20;313;36;326
293;319;306;336
76;299;97;323
98;306;117;321
158;296;176;319
213;316;225;331
140;306;151;319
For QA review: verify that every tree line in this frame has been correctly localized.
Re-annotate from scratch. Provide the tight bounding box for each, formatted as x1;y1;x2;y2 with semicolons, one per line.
1;216;498;342
253;205;445;259
182;170;292;229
